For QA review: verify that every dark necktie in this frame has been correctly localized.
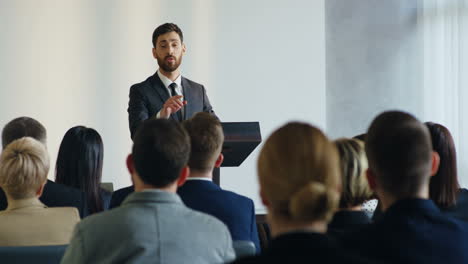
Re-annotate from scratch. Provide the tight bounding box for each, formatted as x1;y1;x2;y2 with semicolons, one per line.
169;83;182;121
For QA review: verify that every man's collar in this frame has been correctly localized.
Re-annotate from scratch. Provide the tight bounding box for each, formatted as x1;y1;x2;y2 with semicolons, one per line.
157;70;182;88
186;177;212;182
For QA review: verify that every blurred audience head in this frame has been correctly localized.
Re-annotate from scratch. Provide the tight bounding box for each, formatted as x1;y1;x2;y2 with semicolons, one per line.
2;117;46;149
425;122;459;208
55;126;104;213
183;112;224;174
130;119;190;189
258;122;341;227
334;138;373;209
353;133;366;142
365;111;437;201
0;137;49;200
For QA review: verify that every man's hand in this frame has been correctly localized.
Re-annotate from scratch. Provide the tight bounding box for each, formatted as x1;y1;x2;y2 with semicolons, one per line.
159;95;187;119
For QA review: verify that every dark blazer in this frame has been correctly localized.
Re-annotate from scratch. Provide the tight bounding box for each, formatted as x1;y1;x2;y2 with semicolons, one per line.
440;188;468;222
373;188;468;222
128;73;216;138
0;180;88;218
328;210;371;237
109;185;134;209
177;179;260;253
341;198;468;264
232;232;376;264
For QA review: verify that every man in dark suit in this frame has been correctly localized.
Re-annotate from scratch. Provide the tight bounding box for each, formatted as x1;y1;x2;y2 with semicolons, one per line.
0;117;88;218
177;112;260;253
341;111;468;263
128;23;215;139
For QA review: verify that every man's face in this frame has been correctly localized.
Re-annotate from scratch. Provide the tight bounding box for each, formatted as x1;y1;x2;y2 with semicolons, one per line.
153;31;186;73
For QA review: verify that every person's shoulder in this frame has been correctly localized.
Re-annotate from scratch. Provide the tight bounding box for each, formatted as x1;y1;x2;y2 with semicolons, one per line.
130;74;156;90
182;76;203;88
220;189;255;207
43;206;80;221
78;205;126;231
184;205;230;230
112;186;134;197
45;180;82;194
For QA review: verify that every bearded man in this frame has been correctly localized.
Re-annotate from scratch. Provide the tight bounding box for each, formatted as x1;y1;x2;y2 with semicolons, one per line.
128;23;216;139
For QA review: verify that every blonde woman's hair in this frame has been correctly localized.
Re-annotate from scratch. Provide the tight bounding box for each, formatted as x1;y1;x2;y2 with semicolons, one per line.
258;122;341;223
334;138;373;208
0;137;49;199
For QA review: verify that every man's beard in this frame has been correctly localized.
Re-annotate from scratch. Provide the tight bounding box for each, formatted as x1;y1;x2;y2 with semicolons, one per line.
157;55;182;72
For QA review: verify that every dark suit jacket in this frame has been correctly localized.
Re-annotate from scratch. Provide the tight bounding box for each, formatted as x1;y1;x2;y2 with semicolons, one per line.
328;210;371;237
109;185;134;209
0;180;88;218
341;198;468;264
128;73;216;138
232;232;377;264
440;188;468;222
177;179;261;253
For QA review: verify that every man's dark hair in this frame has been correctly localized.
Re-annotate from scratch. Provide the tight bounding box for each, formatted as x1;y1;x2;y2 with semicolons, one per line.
183;112;224;172
132;118;190;187
365;111;433;198
2;117;47;149
152;23;184;48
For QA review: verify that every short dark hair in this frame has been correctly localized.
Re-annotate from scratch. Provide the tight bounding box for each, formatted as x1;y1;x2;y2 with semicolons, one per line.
183;112;224;172
2;117;47;149
152;23;184;48
55;126;104;214
132;118;190;187
365;111;433;198
425;122;459;208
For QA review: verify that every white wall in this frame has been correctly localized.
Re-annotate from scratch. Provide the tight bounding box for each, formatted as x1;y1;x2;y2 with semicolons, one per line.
325;0;423;139
0;0;326;211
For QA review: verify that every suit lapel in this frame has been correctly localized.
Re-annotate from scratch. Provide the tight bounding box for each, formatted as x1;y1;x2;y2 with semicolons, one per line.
152;73;179;122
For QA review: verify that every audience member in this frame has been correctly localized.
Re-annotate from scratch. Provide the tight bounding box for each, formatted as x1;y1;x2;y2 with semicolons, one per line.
55;126;111;214
341;111;468;263
61;119;235;264
233;122;373;264
0;117;88;218
177;112;260;252
0;137;79;246
426;122;468;221
328;138;373;235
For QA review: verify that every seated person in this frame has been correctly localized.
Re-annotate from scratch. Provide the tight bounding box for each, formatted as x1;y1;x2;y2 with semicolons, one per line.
0;117;88;218
341;111;468;263
61;119;235;264
178;112;260;252
328;138;373;235
0;137;80;246
425;122;468;222
55;126;111;214
233;122;373;264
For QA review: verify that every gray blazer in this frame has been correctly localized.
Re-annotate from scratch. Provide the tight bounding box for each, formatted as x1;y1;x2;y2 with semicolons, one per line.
61;191;235;264
128;73;216;138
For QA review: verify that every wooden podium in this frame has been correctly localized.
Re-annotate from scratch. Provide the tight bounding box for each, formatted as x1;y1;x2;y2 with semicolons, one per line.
213;122;262;185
